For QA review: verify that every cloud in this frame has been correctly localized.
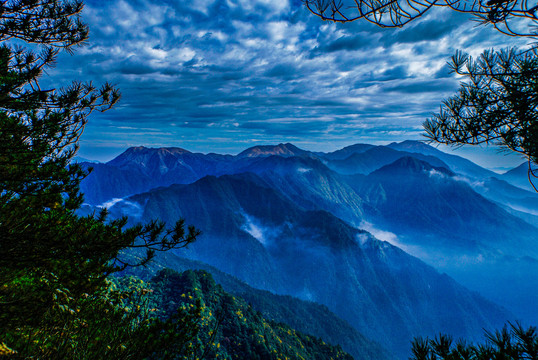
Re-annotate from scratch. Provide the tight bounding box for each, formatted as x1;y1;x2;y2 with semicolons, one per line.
43;0;530;160
98;198;124;209
360;221;401;246
387;18;456;45
356;233;371;246
384;79;459;94
242;217;266;244
263;63;301;80
505;204;538;216
454;175;485;188
99;198;144;218
428;168;447;178
240;212;275;245
297;167;312;173
316;34;371;53
375;65;409;81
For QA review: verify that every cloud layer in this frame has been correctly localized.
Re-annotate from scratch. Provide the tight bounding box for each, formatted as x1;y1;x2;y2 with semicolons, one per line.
46;0;528;161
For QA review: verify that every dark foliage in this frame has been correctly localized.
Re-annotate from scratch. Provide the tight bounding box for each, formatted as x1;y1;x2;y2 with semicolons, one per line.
303;0;538;38
410;322;538;360
0;1;199;357
424;48;538;190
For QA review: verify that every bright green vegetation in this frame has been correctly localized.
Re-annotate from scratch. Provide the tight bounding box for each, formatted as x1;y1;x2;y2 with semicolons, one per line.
149;268;354;360
122;253;390;360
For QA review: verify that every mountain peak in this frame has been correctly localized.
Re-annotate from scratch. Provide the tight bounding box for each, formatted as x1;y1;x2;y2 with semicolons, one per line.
503;162;528;176
108;146;192;167
237;143;307;158
374;156;454;177
387;140;440;155
323;143;375;160
116;146;191;157
131;146;191;154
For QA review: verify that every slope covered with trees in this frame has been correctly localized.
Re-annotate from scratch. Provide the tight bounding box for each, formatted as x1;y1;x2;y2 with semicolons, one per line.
149;269;355;360
121;253;390;360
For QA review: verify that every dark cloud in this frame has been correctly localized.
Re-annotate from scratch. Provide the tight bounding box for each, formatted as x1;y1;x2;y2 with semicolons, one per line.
317;35;370;53
377;65;409;81
384;79;458;93
263;63;300;79
391;20;455;44
432;62;454;79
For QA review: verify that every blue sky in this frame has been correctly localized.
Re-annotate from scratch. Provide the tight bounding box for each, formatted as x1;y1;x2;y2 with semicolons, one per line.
50;0;529;169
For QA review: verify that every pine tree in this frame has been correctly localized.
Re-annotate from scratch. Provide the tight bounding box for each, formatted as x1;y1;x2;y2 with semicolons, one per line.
423;48;538;190
410;323;538;360
0;1;200;357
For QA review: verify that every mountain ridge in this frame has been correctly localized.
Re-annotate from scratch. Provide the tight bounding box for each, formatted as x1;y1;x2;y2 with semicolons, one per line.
110;170;514;358
79;140;538;350
237;143;311;158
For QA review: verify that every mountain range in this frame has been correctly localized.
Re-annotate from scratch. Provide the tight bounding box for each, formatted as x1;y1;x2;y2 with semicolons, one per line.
79;141;538;359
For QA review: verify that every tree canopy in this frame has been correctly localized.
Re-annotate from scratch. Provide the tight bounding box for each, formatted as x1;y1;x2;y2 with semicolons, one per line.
410;322;538;360
0;0;200;357
303;0;538;38
423;48;538;189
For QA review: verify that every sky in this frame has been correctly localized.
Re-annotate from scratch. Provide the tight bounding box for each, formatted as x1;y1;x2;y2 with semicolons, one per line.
48;0;530;170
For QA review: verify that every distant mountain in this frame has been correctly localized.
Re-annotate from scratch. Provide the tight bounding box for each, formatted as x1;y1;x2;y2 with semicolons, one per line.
80;142;532;207
106;146;226;183
80;141;507;206
352;156;537;255
501;162;536;192
325;145;449;175
82;145;324;206
72;156;99;163
501;206;538;228
387;140;498;179
112;172;512;359
79;162;152;205
322;143;375;160
387;140;441;154
472;176;538;217
236;156;366;224
80;141;538;344
81;146;243;205
386;142;538;216
237;143;311;158
108;146;191;167
150;269;354;360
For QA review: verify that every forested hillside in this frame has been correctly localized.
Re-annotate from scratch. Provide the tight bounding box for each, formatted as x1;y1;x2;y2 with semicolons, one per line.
122;253;390;360
149;269;354;360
